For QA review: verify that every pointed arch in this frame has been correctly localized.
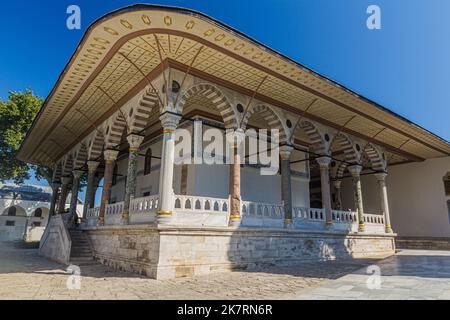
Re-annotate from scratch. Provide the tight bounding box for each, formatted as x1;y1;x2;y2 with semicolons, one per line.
61;154;74;177
129;87;159;134
87;130;105;161
241;104;289;144
53;161;63;183
363;144;386;171
73;144;88;170
335;162;347;180
330;133;360;164
293;120;327;155
105;111;127;149
177;83;237;129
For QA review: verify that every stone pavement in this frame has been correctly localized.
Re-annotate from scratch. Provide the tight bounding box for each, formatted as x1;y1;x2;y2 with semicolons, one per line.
294;249;450;300
0;241;376;300
2;242;450;300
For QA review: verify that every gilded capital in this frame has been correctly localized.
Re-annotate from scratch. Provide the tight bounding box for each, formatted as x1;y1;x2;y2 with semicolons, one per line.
103;149;119;162
280;145;294;160
316;156;332;168
87;160;100;173
348;164;363;177
127;134;144;150
159;112;181;131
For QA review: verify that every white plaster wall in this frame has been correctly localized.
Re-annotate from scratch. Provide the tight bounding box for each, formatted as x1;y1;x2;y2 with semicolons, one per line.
340;175;381;214
0;199;51;241
340;157;450;238
387;157;450;237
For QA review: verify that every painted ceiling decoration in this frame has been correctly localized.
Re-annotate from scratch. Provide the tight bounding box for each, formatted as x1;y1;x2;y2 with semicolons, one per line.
18;4;450;167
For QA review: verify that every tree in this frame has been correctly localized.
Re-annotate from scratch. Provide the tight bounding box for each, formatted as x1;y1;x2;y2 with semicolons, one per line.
0;89;53;186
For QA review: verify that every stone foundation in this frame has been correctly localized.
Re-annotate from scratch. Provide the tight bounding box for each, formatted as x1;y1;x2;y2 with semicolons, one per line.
84;225;395;280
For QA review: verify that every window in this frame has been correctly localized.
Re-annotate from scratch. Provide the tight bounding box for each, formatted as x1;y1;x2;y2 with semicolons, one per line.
34;208;42;218
5;221;15;227
144;148;152;175
444;173;450;196
112;164;118;186
143;192;150;197
7;206;16;216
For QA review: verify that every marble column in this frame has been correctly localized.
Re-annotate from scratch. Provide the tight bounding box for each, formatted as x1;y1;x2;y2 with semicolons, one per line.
69;170;84;220
89;175;101;211
333;180;343;210
316;156;333;225
83;161;99;219
49;182;61;216
99;150;119;226
157;113;181;225
348;165;365;232
375;173;393;233
122;134;145;224
57;177;71;214
228;129;245;227
280;146;293;227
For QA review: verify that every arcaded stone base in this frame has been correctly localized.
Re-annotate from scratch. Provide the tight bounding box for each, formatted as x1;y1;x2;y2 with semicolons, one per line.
84;225;395;280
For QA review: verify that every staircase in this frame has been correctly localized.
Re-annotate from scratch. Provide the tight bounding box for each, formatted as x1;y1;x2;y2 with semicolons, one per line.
68;228;95;265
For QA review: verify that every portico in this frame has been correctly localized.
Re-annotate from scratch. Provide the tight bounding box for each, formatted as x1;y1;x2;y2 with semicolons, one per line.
17;4;450;279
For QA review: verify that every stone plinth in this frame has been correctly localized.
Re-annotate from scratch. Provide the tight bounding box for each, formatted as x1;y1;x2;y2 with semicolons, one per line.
83;225;396;280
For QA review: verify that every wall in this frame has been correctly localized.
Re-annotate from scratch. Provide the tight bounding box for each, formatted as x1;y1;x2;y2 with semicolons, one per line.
0;199;50;241
340;157;450;238
387;157;450;237
85;225;395;280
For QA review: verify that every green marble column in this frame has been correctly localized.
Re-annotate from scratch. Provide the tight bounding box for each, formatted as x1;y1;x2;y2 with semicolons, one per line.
122;134;144;224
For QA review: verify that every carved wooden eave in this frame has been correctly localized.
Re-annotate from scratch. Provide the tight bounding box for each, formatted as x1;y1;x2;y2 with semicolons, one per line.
17;4;450;167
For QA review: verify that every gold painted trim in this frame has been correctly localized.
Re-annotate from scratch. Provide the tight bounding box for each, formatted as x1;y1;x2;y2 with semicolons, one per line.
158;210;173;215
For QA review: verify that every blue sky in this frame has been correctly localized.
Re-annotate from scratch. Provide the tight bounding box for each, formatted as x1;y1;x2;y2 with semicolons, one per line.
1;0;449;199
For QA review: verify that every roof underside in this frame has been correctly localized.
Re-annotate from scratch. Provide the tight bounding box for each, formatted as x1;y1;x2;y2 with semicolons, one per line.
18;4;450;166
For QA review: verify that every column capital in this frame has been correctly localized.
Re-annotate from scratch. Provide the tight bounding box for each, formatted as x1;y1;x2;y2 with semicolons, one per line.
61;176;72;185
316;156;332;168
87;160;100;173
103;149;119;162
280;145;294;160
72;170;84;179
333;180;342;189
127;134;144;151
159;112;181;131
374;172;388;182
348;164;363;176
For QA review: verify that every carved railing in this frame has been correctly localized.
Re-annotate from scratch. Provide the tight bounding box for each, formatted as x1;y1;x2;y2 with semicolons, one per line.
129;195;159;224
105;201;124;215
241;201;284;219
293;207;326;221
332;210;358;223
363;213;385;225
173;195;229;213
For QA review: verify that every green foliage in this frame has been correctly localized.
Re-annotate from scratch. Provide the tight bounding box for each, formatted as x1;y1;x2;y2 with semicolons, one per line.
0;89;51;184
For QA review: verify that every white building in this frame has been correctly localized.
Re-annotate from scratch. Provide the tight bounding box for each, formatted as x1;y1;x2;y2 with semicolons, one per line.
0;183;83;242
16;5;450;279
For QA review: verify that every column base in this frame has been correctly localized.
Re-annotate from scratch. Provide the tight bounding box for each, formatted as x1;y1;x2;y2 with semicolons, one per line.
228;215;241;227
121;212;130;225
97;216;105;226
157;211;174;225
283;218;292;228
385;225;393;234
358;223;365;232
